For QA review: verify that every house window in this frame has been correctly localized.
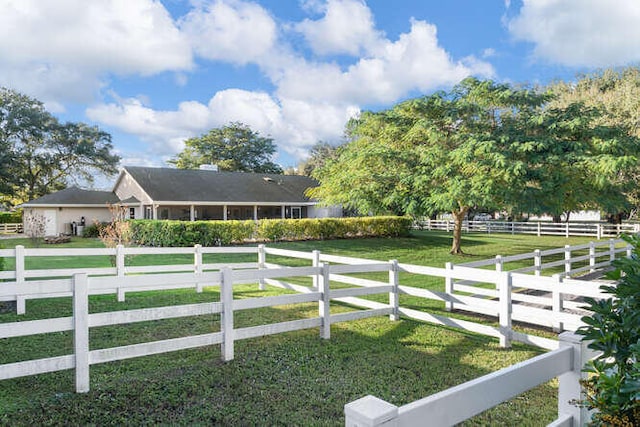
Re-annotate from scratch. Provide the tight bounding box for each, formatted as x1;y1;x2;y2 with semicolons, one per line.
129;207;135;219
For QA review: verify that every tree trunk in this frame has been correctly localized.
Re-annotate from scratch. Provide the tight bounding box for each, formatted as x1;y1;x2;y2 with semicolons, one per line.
552;213;562;223
450;207;469;254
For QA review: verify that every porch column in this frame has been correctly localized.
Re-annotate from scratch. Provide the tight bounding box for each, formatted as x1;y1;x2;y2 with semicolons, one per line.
281;205;286;219
190;205;195;221
253;205;258;221
223;205;228;221
153;204;158;219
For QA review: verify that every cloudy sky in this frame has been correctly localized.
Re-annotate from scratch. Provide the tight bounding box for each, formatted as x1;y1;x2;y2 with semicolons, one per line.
2;0;640;185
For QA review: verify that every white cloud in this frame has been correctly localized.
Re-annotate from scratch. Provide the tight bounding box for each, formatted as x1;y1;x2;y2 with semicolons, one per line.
277;19;493;105
508;0;640;67
180;0;277;64
295;0;382;56
0;0;192;103
87;89;358;160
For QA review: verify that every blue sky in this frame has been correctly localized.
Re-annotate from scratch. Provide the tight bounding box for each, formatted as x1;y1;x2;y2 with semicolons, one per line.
1;0;639;187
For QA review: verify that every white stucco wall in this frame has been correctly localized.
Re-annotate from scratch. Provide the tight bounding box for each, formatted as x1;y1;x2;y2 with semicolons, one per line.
23;207;113;236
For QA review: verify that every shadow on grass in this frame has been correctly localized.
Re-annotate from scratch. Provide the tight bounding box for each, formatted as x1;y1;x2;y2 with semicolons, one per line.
1;304;557;426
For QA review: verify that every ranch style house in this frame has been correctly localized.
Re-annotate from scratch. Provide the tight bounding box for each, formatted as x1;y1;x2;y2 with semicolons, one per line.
21;166;341;236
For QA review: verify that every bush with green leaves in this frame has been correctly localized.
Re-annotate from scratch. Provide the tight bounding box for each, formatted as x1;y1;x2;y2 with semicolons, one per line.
0;211;22;223
576;234;640;426
127;216;412;247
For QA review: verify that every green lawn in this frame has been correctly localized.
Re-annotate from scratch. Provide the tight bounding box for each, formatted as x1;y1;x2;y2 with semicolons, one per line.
0;231;598;425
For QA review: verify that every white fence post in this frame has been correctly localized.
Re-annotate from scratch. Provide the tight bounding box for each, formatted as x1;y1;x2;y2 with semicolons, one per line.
15;245;25;315
609;239;616;263
565;222;570;238
344;395;398;427
627;244;633;258
444;262;453;312
311;249;320;290
220;267;234;361
499;272;512;348
564;245;572;276
318;262;331;339
389;260;399;321
589;242;596;273
596;223;602;240
194;244;203;292
116;244;126;302
534;250;542;276
73;273;90;393
557;332;593;425
537;222;541;237
552;274;564;333
258;244;266;291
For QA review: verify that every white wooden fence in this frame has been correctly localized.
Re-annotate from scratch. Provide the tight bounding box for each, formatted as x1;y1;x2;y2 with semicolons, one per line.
344;331;598;426
0;223;22;234
0;241;625;425
416;218;640;238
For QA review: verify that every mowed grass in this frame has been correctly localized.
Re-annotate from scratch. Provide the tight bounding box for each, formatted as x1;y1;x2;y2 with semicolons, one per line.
0;231;597;425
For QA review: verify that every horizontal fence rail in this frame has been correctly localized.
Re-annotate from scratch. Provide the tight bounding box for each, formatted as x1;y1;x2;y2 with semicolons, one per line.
0;223;22;234
415;219;640;239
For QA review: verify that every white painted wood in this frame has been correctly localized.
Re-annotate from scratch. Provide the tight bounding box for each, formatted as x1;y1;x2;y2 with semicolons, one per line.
329;263;391;274
389;260;399;321
220;267;234;361
0;355;75;380
231;266;319;282
73;273;90;393
398;307;501;338
333;297;389;310
397;286;449;302
345;395;398;427
264;247;315;259
89;302;223;327
234;292;320;311
318;263;331;339
396;346;572;427
258;244;266;291
330;286;393;299
0;317;73;338
90;332;224;364
263;278;315;294
329;274;386;288
330;308;392;324
234;318;322;340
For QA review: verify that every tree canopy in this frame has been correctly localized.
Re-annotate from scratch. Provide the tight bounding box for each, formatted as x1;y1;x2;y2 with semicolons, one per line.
170;122;283;174
0;88;120;207
309;77;640;253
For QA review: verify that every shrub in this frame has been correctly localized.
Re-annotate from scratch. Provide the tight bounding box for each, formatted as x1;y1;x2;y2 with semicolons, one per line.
576;234;640;426
127;216;412;247
0;211;22;224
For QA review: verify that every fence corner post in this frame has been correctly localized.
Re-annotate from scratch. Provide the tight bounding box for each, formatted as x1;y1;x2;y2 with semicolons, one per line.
499;271;512;348
444;262;454;312
318;262;331;339
73;273;90;393
258;244;266;290
557;331;592;426
220;267;235;361
344;395;398;427
389;260;399;321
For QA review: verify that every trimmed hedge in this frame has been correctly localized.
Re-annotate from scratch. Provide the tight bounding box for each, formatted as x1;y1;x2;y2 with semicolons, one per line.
127;216;412;247
0;211;22;224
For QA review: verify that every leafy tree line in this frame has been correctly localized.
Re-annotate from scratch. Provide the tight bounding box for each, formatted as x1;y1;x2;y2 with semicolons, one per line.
309;71;640;254
0;88;120;207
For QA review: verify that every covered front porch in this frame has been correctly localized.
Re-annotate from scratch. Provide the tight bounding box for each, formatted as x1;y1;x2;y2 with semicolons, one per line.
145;203;309;221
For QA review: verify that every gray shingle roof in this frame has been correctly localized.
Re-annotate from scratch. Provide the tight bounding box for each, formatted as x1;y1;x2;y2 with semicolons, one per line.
123;166;318;203
23;187;120;206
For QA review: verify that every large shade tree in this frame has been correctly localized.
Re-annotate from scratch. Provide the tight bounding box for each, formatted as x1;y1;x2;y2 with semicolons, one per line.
170;122;283;174
0;88;120;206
310;77;640;254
